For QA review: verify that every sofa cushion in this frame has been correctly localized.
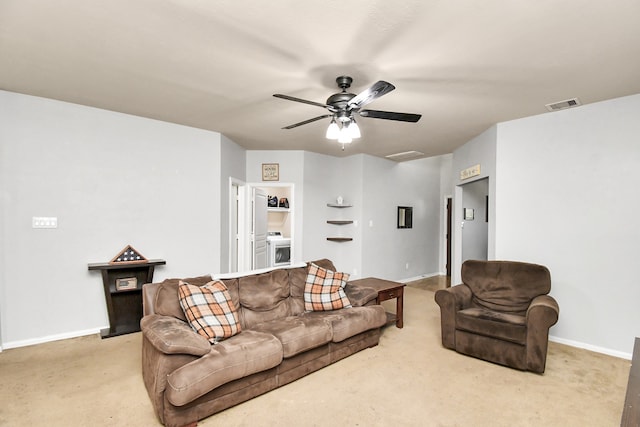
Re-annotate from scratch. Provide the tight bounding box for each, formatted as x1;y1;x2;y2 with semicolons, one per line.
178;280;242;344
304;263;352;311
154;275;213;321
456;307;527;345
165;330;283;407
302;305;387;342
238;268;291;311
251;316;332;358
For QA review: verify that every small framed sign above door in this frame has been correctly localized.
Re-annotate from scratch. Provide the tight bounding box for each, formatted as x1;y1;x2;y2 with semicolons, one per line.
262;163;279;181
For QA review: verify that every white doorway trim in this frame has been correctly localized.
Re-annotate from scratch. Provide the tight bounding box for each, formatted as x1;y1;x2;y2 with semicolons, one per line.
229;177;249;273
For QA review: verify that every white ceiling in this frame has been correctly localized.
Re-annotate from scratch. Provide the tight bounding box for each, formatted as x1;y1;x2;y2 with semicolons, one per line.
2;0;640;160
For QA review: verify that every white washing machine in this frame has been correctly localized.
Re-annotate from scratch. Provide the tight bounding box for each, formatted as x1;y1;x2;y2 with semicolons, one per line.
266;231;291;267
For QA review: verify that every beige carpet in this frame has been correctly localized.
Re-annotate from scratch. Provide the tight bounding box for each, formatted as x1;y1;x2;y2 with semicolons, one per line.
406;275;451;292
0;286;630;427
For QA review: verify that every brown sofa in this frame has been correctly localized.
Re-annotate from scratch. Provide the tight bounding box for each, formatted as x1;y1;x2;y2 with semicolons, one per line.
434;260;559;373
141;259;387;427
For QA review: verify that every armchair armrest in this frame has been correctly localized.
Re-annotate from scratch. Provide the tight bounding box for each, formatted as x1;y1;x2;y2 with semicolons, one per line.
141;314;211;357
434;284;473;349
525;295;559;373
526;295;559;329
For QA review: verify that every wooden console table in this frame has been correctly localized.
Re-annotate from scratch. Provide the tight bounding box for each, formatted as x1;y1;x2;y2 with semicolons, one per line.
350;277;405;328
88;259;165;338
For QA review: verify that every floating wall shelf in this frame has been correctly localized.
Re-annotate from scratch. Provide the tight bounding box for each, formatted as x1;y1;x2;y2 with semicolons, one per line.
327;202;353;242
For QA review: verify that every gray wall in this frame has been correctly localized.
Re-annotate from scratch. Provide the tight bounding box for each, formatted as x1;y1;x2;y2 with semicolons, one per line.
452;93;640;357
494;94;640;357
246;151;449;281
438;154;453;274
219;135;247;273
301;153;364;276
361;155;444;280
451;125;497;284
0;89;451;351
0;90;223;347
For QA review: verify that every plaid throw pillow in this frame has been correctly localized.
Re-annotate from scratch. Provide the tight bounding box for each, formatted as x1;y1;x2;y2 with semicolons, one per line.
304;263;352;311
178;280;241;344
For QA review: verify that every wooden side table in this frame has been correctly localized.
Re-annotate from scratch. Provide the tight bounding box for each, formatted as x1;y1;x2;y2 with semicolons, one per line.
349;277;405;328
88;259;165;338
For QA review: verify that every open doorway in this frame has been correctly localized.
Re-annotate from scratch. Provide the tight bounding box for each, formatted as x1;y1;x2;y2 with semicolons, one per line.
461;178;489;263
231;181;295;273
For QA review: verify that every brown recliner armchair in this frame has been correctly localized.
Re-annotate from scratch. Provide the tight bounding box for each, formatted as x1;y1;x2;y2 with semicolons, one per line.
434;260;559;373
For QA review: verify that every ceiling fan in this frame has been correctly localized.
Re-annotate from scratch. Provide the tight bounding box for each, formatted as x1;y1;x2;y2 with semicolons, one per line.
273;76;421;147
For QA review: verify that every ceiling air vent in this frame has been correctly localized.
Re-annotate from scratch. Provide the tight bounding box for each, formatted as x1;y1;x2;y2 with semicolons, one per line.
385;151;425;162
545;97;581;112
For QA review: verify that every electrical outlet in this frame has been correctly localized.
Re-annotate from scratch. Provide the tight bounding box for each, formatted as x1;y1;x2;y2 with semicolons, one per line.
32;217;58;229
405;262;409;270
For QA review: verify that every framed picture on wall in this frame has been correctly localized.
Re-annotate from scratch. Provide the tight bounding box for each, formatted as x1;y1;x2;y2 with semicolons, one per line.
262;163;279;181
464;208;475;221
397;206;413;229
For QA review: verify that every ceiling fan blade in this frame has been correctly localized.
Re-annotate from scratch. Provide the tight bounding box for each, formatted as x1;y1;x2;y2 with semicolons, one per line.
359;109;422;123
282;114;332;129
273;94;329;109
347;81;396;110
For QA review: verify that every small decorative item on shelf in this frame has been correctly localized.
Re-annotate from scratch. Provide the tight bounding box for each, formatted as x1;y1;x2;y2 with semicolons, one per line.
278;197;289;208
268;195;278;207
115;277;138;291
109;245;148;265
336;196;344;205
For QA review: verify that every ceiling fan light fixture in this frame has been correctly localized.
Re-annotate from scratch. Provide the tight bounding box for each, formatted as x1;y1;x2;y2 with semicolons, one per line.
337;110;350;122
338;126;352;144
326;118;340;139
348;119;361;139
275;76;420;149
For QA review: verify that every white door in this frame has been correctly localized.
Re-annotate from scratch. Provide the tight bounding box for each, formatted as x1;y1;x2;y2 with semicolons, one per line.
252;187;268;269
230;183;239;273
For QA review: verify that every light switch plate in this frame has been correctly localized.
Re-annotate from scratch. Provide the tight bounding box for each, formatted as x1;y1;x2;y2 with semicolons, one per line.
32;217;58;228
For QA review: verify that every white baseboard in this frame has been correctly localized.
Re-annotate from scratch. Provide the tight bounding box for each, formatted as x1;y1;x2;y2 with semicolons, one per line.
2;327;105;350
3;320;631;362
399;272;445;283
549;335;632;360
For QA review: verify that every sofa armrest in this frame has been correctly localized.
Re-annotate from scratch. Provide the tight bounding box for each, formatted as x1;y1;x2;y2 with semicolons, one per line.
141;314;211;357
344;283;378;307
434;284;473;349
